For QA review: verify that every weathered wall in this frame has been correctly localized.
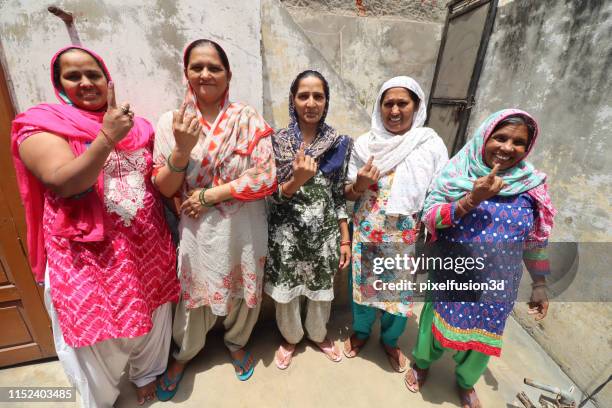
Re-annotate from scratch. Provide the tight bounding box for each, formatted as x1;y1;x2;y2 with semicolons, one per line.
469;1;612;406
0;0;264;122
281;0;447;22
261;0;370;137
287;11;443;113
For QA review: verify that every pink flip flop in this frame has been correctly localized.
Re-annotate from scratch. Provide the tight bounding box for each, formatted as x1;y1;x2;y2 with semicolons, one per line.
314;339;342;362
274;343;295;370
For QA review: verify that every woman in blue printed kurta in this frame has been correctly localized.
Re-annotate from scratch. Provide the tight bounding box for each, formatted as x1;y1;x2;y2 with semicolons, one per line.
405;109;556;408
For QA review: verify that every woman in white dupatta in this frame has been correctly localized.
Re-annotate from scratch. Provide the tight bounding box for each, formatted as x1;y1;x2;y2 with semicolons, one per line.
343;76;448;372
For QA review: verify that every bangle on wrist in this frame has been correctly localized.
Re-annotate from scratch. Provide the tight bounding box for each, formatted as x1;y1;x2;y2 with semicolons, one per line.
351;183;365;195
167;152;188;173
340;240;351;247
531;282;547;288
198;188;214;207
100;129;114;148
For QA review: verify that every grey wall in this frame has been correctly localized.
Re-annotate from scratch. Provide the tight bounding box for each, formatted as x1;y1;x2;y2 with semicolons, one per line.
288;11;443;114
281;0;447;22
0;0;264;122
469;0;612;406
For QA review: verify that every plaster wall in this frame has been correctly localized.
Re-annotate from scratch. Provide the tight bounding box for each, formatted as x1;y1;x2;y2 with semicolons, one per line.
468;1;612;405
288;11;443;114
0;0;264;122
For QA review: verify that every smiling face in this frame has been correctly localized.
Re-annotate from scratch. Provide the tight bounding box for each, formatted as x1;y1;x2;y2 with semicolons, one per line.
483;123;530;170
57;49;108;111
380;87;418;135
185;44;231;107
293;75;326;127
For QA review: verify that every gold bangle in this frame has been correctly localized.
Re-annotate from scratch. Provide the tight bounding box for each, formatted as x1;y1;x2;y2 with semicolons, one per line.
167;152;188;173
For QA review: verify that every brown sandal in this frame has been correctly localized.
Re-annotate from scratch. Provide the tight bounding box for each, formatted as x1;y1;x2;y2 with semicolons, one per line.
404;364;428;393
458;386;482;408
343;334;367;358
383;345;408;373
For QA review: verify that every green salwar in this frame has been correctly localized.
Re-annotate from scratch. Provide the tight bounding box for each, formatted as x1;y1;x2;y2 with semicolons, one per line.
412;302;490;389
349;271;407;347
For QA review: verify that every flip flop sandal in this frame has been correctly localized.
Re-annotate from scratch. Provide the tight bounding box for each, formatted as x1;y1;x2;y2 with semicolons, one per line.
404;365;428;393
383;346;408;373
343;335;367;358
232;351;255;381
274;344;295;370
155;369;184;402
458;386;482;408
314;339;342;362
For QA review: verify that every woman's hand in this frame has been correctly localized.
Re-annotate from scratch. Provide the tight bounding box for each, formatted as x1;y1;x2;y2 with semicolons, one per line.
173;103;201;154
101;81;134;144
528;282;549;321
179;189;209;219
292;143;317;186
470;163;505;204
354;156;380;192
339;244;351;270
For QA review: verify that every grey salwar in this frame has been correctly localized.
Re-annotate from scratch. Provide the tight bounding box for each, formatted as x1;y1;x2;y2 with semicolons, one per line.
275;297;332;344
172;297;261;362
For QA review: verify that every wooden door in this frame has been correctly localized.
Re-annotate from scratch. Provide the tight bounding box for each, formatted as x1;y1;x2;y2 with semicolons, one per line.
426;0;499;154
0;60;56;367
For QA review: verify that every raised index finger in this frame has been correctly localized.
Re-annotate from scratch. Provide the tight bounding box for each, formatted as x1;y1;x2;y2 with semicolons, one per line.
297;143;305;159
364;156;374;170
107;81;116;109
489;163;501;178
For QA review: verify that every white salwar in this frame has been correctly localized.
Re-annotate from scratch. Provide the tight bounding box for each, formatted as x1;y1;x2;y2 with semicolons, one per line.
44;267;172;408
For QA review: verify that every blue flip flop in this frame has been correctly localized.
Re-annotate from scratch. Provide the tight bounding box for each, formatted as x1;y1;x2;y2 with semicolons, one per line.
155;369;184;402
232;351;255;381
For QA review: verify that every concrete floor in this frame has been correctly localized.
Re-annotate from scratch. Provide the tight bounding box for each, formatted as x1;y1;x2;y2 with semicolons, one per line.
0;304;595;408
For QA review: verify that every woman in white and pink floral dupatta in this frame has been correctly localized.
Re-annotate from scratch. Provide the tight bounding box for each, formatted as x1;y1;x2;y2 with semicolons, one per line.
152;39;276;399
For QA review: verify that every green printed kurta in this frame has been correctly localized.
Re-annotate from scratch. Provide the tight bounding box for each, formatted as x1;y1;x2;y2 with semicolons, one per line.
264;163;349;303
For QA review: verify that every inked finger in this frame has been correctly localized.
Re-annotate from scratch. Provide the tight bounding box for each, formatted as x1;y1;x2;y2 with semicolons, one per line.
489;163;501;178
177;103;187;123
107;81;117;109
364;156;374;170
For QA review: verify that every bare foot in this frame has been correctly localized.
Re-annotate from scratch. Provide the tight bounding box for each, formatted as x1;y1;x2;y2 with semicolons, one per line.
158;359;186;392
230;348;253;375
136;380;156;405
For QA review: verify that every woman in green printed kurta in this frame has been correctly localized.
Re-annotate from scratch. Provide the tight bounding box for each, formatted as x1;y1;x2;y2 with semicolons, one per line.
265;70;352;369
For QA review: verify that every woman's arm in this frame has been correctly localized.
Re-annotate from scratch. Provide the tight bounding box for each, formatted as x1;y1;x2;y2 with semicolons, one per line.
152;104;202;198
19;131;114;198
18;84;133;198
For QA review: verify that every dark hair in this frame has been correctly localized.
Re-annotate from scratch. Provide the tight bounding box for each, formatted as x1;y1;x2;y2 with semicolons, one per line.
492;114;537;147
183;39;230;72
52;48;107;90
290;70;330;123
380;87;420;111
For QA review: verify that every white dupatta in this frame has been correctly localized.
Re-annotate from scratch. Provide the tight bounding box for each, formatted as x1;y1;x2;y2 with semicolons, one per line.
353;76;448;216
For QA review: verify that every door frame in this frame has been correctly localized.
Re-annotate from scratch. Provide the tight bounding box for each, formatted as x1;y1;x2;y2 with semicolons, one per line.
426;0;499;154
0;54;56;367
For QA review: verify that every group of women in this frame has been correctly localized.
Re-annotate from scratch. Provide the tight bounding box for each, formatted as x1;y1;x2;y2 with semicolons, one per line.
10;39;555;408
